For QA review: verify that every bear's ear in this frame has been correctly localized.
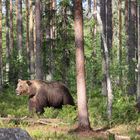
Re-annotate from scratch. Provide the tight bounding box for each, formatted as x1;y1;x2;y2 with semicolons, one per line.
26;80;32;86
18;79;22;82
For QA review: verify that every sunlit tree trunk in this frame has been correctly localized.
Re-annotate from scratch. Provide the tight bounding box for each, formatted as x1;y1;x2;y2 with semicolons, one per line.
0;0;2;89
29;0;35;80
74;0;91;131
118;0;122;85
35;0;43;79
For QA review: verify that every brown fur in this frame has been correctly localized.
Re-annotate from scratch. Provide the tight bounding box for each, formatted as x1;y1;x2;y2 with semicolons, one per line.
16;79;75;114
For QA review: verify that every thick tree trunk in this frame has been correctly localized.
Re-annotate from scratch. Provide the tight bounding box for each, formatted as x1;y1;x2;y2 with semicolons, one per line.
35;0;43;80
74;0;91;130
0;0;2;90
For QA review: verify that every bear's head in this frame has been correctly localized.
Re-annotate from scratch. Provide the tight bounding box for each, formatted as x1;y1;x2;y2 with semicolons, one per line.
16;79;32;95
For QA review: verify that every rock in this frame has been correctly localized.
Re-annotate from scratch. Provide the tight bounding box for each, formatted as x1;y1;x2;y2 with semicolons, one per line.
0;128;32;140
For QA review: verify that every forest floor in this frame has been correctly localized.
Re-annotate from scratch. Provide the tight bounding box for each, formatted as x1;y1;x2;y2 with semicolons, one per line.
1;117;140;140
23;118;140;139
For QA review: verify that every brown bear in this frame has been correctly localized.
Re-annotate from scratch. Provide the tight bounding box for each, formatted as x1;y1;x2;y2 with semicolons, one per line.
16;79;75;114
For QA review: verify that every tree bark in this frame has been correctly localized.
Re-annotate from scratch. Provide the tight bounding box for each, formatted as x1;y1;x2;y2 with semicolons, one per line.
0;0;2;90
10;0;13;55
74;0;91;130
100;0;107;96
118;0;122;85
26;0;30;76
96;4;113;120
106;0;112;54
16;0;23;79
137;1;140;99
29;0;35;80
5;0;10;83
127;0;137;95
35;0;43;80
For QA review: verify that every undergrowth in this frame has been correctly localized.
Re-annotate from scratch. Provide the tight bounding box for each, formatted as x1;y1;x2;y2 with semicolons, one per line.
0;87;139;139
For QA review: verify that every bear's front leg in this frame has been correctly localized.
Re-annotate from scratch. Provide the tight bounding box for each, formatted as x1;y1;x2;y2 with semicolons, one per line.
29;97;36;115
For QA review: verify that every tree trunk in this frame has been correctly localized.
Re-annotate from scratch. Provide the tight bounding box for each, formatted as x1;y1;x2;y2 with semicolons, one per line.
127;0;137;95
118;0;122;86
35;0;43;80
74;0;91;130
106;0;112;54
16;0;23;79
29;0;35;80
100;0;107;96
0;0;2;90
9;0;14;83
137;1;140;99
48;0;56;80
5;0;10;83
96;4;113;120
10;0;13;54
26;0;30;76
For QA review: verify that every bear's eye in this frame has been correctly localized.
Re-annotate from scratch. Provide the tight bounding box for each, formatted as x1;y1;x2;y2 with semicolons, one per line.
19;85;22;88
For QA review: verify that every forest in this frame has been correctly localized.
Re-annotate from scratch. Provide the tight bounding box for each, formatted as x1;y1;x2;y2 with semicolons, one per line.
0;0;140;139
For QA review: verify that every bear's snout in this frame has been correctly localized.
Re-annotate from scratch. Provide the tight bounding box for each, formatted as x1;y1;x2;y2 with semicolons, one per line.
16;89;20;95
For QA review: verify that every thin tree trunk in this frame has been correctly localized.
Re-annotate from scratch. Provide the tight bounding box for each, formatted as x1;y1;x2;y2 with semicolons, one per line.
29;0;35;80
10;0;13;54
137;2;140;99
127;0;137;95
49;0;56;80
0;0;2;90
5;0;10;83
74;0;91;130
26;0;30;76
106;0;112;54
96;5;113;120
35;0;43;80
45;1;51;81
9;0;14;83
16;0;23;79
118;0;122;85
100;0;107;96
93;0;97;36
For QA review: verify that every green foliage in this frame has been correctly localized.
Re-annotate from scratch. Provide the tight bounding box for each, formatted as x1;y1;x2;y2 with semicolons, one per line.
0;88;29;117
112;92;139;124
44;105;77;124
